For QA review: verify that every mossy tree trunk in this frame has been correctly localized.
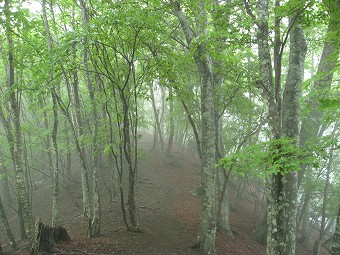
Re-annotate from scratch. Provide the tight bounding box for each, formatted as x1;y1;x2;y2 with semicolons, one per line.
279;21;307;255
253;0;307;254
172;1;217;253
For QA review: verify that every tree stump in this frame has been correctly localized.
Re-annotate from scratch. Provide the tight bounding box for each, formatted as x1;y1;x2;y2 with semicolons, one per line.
31;220;70;255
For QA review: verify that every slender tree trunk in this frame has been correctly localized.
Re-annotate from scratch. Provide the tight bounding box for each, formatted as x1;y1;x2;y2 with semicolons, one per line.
166;87;175;156
51;91;59;227
0;196;17;249
79;0;101;237
65;123;72;187
216;169;232;236
71;44;92;220
39;98;53;174
4;0;34;239
299;187;311;242
332;205;340;254
149;82;164;152
121;92;139;230
42;0;60;228
298;0;339;242
0;167;13;205
313;124;337;255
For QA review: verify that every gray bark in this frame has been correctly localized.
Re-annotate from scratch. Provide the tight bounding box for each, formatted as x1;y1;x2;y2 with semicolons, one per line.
0;195;16;249
4;0;34;239
216;170;232;236
254;0;307;254
41;0;60;228
313;124;337;255
149;82;164;152
298;0;340;241
272;20;306;255
166;87;175;156
0;167;13;205
332;205;340;254
79;0;101;237
172;1;217;253
70;43;92;220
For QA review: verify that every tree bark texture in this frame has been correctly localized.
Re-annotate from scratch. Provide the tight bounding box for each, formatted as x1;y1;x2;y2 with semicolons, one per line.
149;82;164;152
298;0;339;242
270;20;306;255
172;1;217;253
313;124;337;255
0;196;17;249
30;220;70;255
332;205;340;254
4;0;34;239
166;87;175;156
79;0;101;237
42;0;60;228
255;0;307;254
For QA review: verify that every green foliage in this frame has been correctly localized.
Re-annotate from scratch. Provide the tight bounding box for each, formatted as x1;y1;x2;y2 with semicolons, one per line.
218;136;338;177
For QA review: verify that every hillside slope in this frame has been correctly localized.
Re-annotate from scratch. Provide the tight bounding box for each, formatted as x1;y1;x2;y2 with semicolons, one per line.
1;134;323;254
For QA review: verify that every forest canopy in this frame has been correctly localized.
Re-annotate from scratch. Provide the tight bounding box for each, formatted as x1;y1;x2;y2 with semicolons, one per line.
0;0;339;255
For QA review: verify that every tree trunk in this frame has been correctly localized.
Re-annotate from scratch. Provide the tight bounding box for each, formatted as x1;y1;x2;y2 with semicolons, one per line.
121;92;139;230
39;98;53;175
30;220;70;255
0;166;13;206
298;2;340;243
216;169;232;236
279;20;307;255
197;53;217;254
166;87;175;156
149;82;164;152
71;43;92;220
4;0;34;239
332;205;340;254
79;0;101;237
172;2;217;253
42;0;60;228
313;124;337;255
0;196;17;249
255;0;307;254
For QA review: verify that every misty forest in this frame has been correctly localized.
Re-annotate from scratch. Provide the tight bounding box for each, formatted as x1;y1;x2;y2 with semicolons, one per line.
0;0;339;254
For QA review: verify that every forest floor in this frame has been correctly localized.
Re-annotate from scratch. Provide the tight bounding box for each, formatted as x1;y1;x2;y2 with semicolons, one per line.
1;133;328;255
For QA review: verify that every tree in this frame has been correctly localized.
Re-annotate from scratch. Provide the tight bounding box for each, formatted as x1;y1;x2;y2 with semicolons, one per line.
2;0;34;239
78;0;101;237
298;0;340;244
171;1;217;253
246;0;307;253
0;195;16;249
333;205;340;254
41;0;60;228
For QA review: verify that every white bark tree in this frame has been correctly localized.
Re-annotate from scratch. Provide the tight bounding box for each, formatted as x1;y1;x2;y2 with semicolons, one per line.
171;1;217;253
250;0;307;253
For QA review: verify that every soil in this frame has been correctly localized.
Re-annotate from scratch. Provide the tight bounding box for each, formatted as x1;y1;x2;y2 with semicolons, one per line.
0;133;328;255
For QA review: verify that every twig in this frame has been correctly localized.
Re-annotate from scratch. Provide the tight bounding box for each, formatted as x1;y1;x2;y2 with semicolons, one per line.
139;205;160;210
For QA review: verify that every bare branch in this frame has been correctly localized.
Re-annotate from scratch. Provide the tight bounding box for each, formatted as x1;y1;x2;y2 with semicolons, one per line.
244;0;256;20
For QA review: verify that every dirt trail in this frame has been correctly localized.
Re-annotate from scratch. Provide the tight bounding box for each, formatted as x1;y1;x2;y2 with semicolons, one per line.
2;133;321;254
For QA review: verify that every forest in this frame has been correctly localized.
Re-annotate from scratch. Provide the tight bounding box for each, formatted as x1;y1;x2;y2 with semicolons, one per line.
0;0;339;254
